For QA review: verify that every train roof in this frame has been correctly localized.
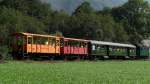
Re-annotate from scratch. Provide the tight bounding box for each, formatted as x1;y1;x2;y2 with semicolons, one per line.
64;37;89;42
12;32;60;38
12;32;89;42
90;40;136;48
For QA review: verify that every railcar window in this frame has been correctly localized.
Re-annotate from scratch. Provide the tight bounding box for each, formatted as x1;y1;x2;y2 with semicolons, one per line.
117;48;120;52
97;46;100;49
28;37;32;44
68;41;71;46
70;41;80;47
60;39;64;47
76;41;78;47
49;38;56;46
33;36;40;44
92;45;96;50
71;41;75;46
109;47;113;51
64;41;68;46
12;35;26;46
80;42;84;47
56;40;60;46
68;41;70;46
39;37;48;45
83;43;87;48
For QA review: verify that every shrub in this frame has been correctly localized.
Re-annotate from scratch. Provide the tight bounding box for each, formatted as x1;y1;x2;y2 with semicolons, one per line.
0;46;12;61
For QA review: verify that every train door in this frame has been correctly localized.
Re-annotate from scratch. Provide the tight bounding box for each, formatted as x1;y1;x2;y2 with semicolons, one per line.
27;36;33;53
60;38;64;54
56;38;60;54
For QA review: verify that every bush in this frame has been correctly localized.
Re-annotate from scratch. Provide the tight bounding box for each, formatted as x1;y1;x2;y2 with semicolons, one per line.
0;46;12;61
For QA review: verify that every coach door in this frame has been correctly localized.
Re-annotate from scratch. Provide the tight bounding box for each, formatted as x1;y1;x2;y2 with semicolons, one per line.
27;36;33;53
56;38;60;54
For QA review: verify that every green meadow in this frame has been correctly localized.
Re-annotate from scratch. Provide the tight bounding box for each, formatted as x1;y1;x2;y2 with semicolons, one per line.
0;61;150;84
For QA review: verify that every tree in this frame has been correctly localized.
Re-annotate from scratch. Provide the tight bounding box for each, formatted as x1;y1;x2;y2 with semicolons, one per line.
73;2;94;15
0;0;52;19
69;2;97;39
47;11;70;35
0;7;46;45
111;0;150;44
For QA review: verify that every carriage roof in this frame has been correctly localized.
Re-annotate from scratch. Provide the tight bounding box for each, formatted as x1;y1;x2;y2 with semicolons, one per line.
90;40;136;48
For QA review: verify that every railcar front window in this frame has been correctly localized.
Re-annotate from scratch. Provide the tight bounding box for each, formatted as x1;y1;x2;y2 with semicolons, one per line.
13;36;26;45
28;37;32;44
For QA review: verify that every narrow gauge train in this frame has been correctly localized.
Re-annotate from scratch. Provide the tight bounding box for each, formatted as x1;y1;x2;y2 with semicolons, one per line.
11;32;150;60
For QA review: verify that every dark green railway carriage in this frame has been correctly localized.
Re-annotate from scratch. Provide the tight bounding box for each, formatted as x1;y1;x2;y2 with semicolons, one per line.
137;47;149;58
89;41;136;59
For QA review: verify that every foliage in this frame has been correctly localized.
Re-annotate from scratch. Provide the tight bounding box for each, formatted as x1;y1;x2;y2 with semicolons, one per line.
111;0;150;44
0;46;11;60
0;7;46;45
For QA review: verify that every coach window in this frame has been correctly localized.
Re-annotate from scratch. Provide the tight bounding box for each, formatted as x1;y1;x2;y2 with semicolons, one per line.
97;46;100;50
109;47;113;51
67;41;70;46
28;36;33;44
85;43;88;48
113;47;117;51
17;36;22;45
130;49;133;52
56;40;60;46
117;48;120;52
68;41;70;46
80;42;82;47
16;36;26;45
71;41;75;47
92;45;96;51
60;39;64;47
83;42;87;48
64;41;68;46
101;46;104;50
33;36;39;44
49;38;56;46
73;41;76;47
83;43;87;48
39;37;48;45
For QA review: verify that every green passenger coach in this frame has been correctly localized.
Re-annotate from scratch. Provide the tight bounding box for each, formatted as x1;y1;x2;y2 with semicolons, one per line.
137;47;149;58
89;41;136;59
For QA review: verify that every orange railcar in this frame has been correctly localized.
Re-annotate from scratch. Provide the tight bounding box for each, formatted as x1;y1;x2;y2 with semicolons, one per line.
11;32;61;59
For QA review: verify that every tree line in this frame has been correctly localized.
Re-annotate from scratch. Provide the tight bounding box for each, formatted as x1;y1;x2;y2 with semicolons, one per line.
0;0;150;59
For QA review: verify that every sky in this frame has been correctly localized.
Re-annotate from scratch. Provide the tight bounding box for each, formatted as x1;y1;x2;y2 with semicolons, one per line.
41;0;150;13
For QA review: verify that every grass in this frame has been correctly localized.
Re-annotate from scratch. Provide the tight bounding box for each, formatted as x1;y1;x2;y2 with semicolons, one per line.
0;61;150;84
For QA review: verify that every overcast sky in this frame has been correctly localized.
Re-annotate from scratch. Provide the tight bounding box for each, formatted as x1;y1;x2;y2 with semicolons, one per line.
41;0;150;13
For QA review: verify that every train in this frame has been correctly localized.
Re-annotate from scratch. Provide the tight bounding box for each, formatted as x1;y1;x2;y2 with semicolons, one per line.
11;32;150;60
